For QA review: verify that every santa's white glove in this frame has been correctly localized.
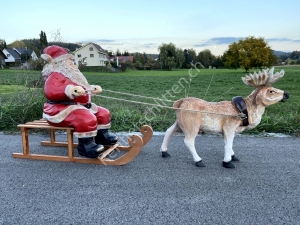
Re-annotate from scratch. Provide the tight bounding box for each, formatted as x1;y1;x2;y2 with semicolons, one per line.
90;85;102;94
65;85;85;99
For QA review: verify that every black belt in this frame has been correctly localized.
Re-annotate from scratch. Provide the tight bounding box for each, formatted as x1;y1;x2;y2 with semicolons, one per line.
47;100;92;109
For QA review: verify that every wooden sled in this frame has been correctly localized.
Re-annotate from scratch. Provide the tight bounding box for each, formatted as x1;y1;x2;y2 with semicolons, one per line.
13;119;153;165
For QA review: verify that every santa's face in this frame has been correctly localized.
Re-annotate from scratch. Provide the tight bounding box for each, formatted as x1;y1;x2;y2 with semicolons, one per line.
65;58;78;71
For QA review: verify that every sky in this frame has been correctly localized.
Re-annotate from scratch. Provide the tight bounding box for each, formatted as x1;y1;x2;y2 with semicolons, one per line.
2;0;300;55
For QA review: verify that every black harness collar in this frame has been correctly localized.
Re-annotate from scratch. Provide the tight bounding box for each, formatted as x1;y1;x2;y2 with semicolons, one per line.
232;96;249;126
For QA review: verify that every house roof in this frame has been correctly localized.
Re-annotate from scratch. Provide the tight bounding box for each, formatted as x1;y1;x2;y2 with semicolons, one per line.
73;42;107;54
0;50;8;59
14;48;33;55
4;48;20;59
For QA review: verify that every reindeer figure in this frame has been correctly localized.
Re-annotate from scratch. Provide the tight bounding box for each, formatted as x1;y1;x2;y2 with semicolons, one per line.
160;67;289;168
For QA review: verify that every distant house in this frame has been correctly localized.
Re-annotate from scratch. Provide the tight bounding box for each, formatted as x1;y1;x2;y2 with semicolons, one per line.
14;48;38;61
3;48;21;64
73;42;108;66
0;50;8;67
2;47;38;66
114;56;134;64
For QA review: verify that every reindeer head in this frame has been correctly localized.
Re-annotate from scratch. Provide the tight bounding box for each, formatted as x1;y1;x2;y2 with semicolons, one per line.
242;67;289;106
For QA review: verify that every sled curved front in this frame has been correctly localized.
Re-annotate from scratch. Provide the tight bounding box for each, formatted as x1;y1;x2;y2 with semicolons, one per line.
100;134;143;165
140;125;153;146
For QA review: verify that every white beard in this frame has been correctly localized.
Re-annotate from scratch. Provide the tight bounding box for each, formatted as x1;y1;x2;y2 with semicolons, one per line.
42;60;91;89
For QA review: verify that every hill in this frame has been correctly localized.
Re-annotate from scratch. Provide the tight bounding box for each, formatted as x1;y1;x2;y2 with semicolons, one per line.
273;50;291;56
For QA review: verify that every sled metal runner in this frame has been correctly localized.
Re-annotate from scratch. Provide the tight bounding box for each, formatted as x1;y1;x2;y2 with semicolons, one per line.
13;119;153;165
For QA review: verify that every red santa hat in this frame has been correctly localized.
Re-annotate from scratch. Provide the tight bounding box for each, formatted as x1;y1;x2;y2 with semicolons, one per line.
41;45;74;63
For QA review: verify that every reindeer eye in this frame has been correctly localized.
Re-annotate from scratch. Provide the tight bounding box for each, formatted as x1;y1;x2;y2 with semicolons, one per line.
269;90;276;94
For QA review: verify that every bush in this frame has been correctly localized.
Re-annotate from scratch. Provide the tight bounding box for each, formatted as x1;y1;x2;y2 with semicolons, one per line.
0;88;45;131
79;66;114;73
28;58;45;71
120;63;127;72
137;66;151;70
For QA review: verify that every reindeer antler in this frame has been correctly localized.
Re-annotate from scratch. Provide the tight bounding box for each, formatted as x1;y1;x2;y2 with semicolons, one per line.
242;67;285;87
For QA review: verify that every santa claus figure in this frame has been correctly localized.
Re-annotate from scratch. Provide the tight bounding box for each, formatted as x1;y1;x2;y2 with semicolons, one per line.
41;45;118;158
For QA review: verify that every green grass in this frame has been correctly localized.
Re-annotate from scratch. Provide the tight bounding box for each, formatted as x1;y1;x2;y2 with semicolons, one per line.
0;66;300;134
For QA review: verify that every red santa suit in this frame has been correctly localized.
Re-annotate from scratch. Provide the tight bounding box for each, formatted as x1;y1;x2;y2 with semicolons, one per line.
41;46;111;138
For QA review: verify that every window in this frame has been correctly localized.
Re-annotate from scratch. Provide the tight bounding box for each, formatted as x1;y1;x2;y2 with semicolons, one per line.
89;47;93;51
90;54;94;58
7;54;10;57
77;54;81;58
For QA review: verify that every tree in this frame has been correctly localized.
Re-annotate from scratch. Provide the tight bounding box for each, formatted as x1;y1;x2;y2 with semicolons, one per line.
212;55;225;68
115;49;121;56
158;42;183;70
224;36;276;71
290;51;300;60
197;49;216;68
175;48;185;68
39;31;48;51
183;48;197;68
123;50;130;56
8;40;26;48
0;39;7;49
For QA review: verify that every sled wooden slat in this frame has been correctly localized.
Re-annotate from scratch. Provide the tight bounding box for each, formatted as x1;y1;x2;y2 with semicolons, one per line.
13;119;153;165
99;144;119;160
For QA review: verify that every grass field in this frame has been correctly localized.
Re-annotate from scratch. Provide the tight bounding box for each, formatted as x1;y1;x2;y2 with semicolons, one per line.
0;66;300;134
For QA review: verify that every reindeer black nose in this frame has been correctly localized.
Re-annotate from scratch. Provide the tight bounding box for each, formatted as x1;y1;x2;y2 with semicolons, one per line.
281;91;289;102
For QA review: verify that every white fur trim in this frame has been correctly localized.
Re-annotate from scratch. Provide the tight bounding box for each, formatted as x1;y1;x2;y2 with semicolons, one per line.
97;123;111;129
43;105;88;123
74;130;97;138
65;85;76;99
41;54;53;63
41;54;74;64
54;54;75;63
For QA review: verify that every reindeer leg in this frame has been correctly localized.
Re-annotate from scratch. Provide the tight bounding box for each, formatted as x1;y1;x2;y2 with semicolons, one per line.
160;122;179;158
183;132;205;167
222;130;235;169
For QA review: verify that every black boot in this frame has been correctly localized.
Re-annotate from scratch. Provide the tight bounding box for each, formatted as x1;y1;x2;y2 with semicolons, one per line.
77;137;105;158
94;129;118;146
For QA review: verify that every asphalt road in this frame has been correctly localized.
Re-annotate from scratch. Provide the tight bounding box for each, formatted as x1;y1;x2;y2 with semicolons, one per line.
0;132;299;225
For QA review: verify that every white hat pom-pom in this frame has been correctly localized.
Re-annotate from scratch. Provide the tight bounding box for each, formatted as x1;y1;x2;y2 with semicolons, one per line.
41;54;53;63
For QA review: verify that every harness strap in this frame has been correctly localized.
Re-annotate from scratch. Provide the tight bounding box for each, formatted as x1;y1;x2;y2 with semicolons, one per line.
46;100;92;109
232;96;249;126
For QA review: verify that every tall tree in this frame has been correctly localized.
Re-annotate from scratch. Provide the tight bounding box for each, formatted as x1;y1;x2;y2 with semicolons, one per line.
224;36;276;71
158;42;181;70
175;48;185;68
183;48;197;68
115;49;121;56
39;31;48;51
0;39;7;49
197;49;216;68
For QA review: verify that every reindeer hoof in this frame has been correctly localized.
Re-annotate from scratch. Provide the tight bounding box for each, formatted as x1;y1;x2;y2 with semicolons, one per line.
223;161;235;168
231;155;240;162
162;152;171;158
195;160;206;167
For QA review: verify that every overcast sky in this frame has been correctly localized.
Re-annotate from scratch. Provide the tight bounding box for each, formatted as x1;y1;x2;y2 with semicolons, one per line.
2;0;300;55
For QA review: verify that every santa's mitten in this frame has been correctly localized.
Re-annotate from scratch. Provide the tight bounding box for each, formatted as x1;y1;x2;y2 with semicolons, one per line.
90;85;102;94
65;85;85;99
